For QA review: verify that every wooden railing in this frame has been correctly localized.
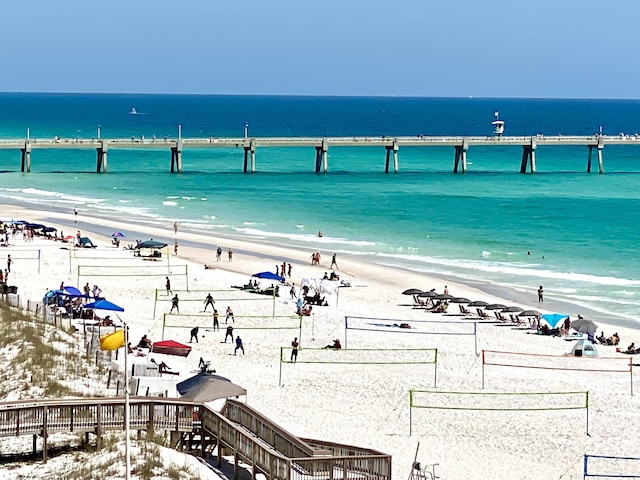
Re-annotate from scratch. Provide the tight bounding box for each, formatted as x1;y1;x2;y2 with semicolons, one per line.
0;397;392;480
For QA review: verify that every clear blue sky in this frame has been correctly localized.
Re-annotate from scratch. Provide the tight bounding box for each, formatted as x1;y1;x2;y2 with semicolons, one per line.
1;0;638;98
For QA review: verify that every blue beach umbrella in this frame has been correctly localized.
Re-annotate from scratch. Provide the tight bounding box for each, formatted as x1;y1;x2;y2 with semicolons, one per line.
540;313;569;328
83;299;125;312
252;271;285;282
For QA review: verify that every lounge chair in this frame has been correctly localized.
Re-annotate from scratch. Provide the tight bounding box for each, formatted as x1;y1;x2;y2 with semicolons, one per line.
476;308;491;320
459;305;472;316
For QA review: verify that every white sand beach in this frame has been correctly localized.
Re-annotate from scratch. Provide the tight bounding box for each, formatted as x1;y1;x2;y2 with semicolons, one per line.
1;204;640;480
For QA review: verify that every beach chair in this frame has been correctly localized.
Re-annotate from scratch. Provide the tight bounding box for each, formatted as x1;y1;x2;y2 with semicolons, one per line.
459;304;472;316
477;308;491;320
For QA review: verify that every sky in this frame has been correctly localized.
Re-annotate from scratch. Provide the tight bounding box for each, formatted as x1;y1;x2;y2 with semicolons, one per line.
1;0;638;98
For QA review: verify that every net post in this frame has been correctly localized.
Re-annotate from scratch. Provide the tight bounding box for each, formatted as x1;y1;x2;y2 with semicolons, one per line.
272;288;275;318
481;350;485;389
152;289;158;322
69;248;72;274
298;316;302;341
433;351;438;388
585;391;590;436
279;347;284;386
631;360;634;396
409;390;413;436
344;316;348;349
76;265;80;287
583;454;588;480
162;313;167;340
38;249;41;274
474;322;478;356
186;265;189;292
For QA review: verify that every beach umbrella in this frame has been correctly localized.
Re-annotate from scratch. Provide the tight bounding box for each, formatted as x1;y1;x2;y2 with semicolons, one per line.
418;291;440;298
450;297;471;304
540;313;569;328
137;240;167;249
111;232;125;238
178;377;246;402
176;371;232;394
63;235;75;242
518;310;541;317
26;223;45;229
502;306;524;313
468;300;489;307
435;294;454;301
402;288;423;295
571;318;598;334
485;304;506;310
63;285;83;296
42;226;57;233
83;299;125;312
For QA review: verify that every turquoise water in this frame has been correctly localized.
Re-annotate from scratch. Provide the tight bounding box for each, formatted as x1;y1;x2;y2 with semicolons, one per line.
1;93;640;323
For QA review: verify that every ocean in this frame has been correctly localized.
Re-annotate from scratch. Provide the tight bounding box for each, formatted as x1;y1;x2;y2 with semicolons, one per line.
1;93;639;325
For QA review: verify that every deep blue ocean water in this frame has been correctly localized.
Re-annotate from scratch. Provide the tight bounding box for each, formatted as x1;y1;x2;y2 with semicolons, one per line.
1;93;639;324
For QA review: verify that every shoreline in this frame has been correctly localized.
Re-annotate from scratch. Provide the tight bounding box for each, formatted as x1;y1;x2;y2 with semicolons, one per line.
2;200;636;333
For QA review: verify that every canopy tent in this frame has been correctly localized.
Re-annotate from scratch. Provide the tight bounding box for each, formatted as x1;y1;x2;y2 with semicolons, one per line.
137;240;167;249
300;278;341;296
540;313;569;329
84;299;125;312
79;237;96;248
252;271;285;283
151;340;192;357
569;339;598;357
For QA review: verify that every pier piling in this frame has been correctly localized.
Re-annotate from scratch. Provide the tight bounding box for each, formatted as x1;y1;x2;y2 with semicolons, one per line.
96;142;108;173
170;140;183;173
20;142;31;172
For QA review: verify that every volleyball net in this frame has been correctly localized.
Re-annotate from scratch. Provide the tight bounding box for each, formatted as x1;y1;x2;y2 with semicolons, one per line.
152;288;279;321
481;349;633;394
162;313;301;340
5;249;40;273
584;455;640;479
278;347;438;386
345;315;478;355
77;264;189;290
409;389;589;435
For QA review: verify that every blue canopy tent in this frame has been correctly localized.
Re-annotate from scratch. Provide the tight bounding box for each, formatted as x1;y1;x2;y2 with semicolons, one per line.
540;313;569;328
84;299;125;312
252;271;285;283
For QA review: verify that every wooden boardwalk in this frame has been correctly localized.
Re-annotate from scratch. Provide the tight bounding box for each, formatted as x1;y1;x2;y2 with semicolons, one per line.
0;397;391;480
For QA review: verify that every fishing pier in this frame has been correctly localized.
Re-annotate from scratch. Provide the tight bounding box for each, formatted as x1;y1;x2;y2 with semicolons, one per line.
0;134;637;174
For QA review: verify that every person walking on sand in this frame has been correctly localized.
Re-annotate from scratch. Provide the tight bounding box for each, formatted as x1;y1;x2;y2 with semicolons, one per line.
212;309;220;331
538;285;544;303
290;283;297;299
225;306;234;323
173;221;178;234
7;255;12;273
170;294;179;314
330;253;338;269
234;336;245;355
190;326;199;343
216;246;222;262
165;277;171;295
203;293;215;312
174;239;178;256
228;248;233;262
291;337;299;363
74;207;78;223
224;324;234;343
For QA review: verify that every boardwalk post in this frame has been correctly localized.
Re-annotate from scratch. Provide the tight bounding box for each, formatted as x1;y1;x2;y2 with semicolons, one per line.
42;406;48;462
20;142;31;173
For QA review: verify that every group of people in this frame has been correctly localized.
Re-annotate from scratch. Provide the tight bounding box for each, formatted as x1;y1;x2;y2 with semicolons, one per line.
275;262;293;278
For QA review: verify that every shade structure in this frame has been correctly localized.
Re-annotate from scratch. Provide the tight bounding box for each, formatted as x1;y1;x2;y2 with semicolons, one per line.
571;319;598;334
252;271;285;282
26;223;45;229
63;285;83;296
485;304;507;310
540;313;569;328
42;226;57;233
468;300;489;307
450;297;471;304
502;306;524;313
179;378;246;403
111;232;125;238
518;310;542;317
151;340;192;357
83;299;125;312
100;330;126;351
402;288;424;296
138;240;167;249
176;371;232;394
